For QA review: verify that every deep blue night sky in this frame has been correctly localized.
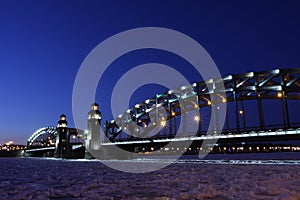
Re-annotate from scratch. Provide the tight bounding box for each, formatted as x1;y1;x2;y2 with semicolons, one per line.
0;0;299;144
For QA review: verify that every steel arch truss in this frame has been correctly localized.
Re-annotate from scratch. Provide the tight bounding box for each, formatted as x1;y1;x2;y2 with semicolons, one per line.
27;127;85;149
105;68;300;142
27;126;57;148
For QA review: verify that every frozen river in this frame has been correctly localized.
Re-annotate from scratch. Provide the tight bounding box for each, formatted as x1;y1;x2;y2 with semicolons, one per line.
0;155;300;199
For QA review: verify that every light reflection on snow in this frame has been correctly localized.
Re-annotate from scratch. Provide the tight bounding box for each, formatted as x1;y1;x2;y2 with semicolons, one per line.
33;157;300;165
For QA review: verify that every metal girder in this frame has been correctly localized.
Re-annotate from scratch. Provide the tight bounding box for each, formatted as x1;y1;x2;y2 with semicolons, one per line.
27;127;84;149
105;68;300;142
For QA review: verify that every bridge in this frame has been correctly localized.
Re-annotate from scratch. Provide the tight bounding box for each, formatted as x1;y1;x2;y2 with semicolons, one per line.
25;119;85;158
26;68;300;158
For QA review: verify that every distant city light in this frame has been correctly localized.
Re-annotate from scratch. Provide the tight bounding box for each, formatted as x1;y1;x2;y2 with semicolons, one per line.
5;141;13;146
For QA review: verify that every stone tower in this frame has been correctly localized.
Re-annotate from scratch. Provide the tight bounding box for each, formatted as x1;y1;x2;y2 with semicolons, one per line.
86;103;101;158
55;114;68;158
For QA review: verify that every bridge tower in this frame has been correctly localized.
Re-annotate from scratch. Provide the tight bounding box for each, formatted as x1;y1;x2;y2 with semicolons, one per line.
85;103;101;158
54;114;68;158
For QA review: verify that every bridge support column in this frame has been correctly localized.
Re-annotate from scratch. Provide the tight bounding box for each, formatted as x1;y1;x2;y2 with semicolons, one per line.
197;108;202;136
257;94;265;130
209;104;214;134
182;111;187;136
233;91;240;132
225;109;230;133
241;100;247;131
214;103;220;134
281;91;290;128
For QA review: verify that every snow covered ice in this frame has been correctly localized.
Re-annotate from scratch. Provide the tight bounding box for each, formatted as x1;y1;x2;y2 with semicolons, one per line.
0;156;300;199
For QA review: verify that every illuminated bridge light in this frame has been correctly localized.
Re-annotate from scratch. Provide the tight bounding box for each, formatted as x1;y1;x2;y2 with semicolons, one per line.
277;92;283;98
207;78;213;84
82;129;299;146
248;72;254;77
160;120;166;127
180;85;187;90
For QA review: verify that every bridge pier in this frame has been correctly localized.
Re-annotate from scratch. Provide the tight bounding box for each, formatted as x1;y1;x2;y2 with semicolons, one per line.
54;114;69;158
85;103;102;159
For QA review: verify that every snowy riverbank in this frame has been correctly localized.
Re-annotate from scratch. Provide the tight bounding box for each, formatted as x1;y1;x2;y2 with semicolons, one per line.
0;157;300;199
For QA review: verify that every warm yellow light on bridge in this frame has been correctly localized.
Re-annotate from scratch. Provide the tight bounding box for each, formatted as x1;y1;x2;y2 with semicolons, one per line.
194;115;200;122
277;92;283;98
207;101;212;105
171;111;176;116
239;110;244;115
160;120;166;127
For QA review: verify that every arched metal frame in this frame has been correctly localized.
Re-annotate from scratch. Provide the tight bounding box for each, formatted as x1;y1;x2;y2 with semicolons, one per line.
27;126;57;147
27;127;85;149
105;68;300;142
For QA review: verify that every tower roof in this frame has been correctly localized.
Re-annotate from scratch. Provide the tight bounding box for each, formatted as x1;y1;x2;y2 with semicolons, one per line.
91;102;99;111
60;114;66;118
91;102;99;107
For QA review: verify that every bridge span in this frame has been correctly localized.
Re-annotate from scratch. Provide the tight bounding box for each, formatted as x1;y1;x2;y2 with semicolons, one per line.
26;68;300;158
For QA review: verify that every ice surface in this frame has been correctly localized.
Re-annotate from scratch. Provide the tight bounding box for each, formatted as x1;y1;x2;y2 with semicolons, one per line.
0;156;299;199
